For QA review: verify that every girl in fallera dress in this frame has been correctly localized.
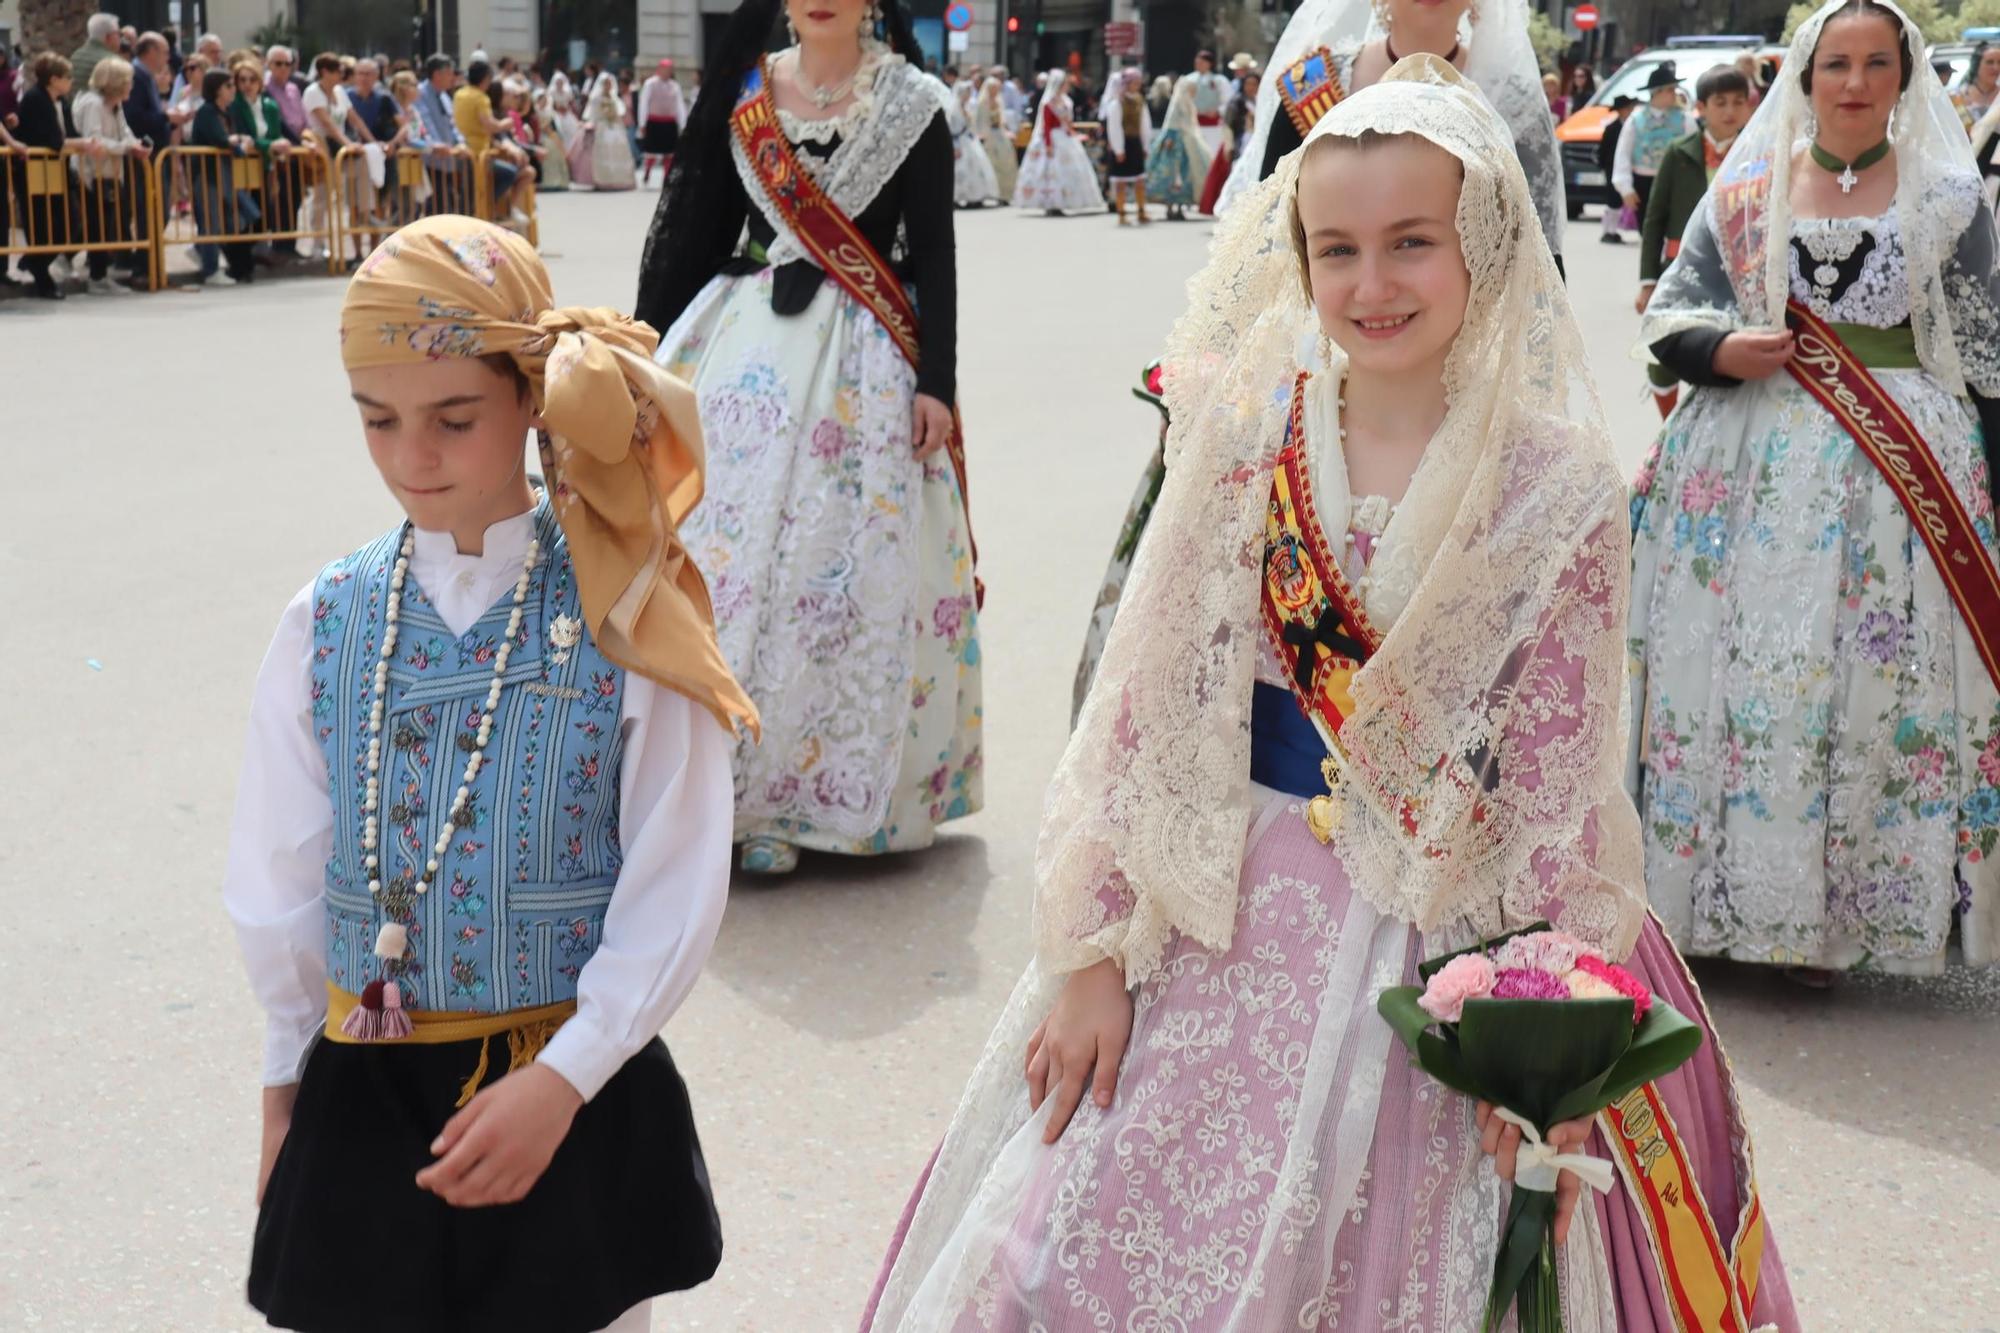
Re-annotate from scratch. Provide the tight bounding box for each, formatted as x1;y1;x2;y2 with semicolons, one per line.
973;75;1018;200
635;0;982;877
1144;74;1212;219
1013;68;1106;215
1631;0;2000;980
588;68;637;190
225;215;755;1333
1070;0;1567;713
944;72;1000;207
1099;67;1152;225
863;59;1797;1332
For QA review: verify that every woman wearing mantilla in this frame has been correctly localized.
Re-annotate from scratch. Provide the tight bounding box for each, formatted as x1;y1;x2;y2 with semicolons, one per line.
636;0;981;877
1631;0;2000;979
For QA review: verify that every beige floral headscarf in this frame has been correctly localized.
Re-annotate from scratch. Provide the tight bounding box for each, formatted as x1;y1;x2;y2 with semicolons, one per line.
339;215;757;737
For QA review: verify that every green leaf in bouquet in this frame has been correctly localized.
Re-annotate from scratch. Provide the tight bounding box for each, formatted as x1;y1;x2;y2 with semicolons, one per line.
1377;987;1488;1100
1453;997;1636;1130
1485;1184;1559;1333
1549;997;1705;1124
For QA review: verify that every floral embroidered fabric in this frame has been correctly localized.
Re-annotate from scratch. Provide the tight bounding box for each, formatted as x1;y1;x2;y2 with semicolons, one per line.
311;505;631;1010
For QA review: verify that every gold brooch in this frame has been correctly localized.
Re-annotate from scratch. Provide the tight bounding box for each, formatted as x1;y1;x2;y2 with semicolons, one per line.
1304;755;1342;844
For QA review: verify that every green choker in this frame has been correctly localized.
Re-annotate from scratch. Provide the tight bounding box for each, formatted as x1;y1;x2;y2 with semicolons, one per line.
1809;138;1891;194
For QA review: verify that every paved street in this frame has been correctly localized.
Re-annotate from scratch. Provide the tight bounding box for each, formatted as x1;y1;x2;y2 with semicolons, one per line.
3;184;1996;1331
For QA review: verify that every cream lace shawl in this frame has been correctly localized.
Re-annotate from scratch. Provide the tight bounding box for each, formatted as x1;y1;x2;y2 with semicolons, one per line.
1037;60;1647;984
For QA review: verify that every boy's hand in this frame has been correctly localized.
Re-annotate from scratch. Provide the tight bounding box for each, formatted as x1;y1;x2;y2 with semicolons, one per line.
257;1083;299;1204
1635;283;1654;315
416;1062;583;1208
1622;190;1641;210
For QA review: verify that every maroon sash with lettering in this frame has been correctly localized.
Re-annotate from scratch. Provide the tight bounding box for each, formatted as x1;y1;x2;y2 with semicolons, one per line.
1785;298;2000;689
732;61;982;604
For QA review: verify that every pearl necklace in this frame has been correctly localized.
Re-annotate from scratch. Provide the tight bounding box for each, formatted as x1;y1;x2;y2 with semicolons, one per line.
794;46;866;110
363;527;541;907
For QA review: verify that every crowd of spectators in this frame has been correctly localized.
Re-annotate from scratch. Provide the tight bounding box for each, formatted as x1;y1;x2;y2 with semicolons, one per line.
0;12;686;301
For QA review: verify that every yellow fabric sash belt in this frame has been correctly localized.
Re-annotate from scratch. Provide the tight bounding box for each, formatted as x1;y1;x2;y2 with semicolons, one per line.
324;982;577;1108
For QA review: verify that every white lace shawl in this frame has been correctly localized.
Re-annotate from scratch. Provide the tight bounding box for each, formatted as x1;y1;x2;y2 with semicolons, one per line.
1639;0;2000;398
1037;59;1646;985
730;51;943;272
1216;0;1567;258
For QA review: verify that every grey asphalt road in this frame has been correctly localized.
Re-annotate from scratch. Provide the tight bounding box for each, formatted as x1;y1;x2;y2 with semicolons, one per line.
2;186;1995;1332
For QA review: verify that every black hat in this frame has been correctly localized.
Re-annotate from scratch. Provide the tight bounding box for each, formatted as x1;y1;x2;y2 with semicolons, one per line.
1643;63;1680;92
1611;94;1638;110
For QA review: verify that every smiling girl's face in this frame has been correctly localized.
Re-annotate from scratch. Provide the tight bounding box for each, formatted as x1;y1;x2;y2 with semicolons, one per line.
1295;133;1470;380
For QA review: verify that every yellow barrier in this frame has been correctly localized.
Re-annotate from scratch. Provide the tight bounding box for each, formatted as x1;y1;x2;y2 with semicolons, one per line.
0;144;159;289
330;144;539;252
3;141;542;297
151;143;342;280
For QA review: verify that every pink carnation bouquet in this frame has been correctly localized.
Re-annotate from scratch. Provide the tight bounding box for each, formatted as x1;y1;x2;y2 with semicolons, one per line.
1379;924;1701;1332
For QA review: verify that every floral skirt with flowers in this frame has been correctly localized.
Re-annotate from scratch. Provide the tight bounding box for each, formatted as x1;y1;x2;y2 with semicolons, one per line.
1628;367;2000;971
657;269;983;854
861;793;1798;1331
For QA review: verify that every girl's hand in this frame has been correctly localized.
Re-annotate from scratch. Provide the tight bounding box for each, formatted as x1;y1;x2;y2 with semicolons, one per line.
1476;1101;1595;1244
1712;329;1796;381
1025;957;1133;1144
415;1062;583;1207
257;1083;298;1204
912;392;954;460
1634;284;1654;315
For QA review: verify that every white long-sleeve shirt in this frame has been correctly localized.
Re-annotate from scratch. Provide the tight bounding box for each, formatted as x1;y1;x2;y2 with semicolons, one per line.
222;510;734;1101
1612;104;1697;197
639;74;685;124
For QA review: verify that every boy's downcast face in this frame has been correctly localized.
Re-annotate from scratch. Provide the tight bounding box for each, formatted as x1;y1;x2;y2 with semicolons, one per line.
348;358;539;537
1296;135;1471;380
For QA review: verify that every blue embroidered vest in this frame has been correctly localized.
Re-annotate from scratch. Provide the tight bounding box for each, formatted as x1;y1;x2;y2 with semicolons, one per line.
1630;106;1683;178
310;502;628;1013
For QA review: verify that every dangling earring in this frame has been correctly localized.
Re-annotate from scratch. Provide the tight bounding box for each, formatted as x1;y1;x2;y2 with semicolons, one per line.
1317;330;1337;371
1466;0;1481;24
863;1;881;38
1371;0;1391;26
786;9;799;44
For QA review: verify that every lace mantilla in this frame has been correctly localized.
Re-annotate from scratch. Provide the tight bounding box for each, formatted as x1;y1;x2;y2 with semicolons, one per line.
1036;61;1644;987
732;52;940;270
1215;0;1566;256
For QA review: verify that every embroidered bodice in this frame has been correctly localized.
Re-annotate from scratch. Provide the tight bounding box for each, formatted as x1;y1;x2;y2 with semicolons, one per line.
310;505;631;1012
1788;210;1909;327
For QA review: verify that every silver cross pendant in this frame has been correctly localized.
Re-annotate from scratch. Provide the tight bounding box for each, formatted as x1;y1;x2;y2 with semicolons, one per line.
1838;164;1858;194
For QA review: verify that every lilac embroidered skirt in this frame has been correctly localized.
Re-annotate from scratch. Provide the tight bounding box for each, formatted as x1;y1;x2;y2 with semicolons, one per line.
861;792;1801;1331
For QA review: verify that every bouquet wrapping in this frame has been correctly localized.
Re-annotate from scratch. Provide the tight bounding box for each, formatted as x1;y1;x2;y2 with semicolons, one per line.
1377;924;1703;1332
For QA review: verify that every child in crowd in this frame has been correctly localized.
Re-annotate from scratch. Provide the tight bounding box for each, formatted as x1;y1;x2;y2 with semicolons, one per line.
224;215;755;1333
1597;93;1637;241
1636;63;1753;416
1613;63;1697;229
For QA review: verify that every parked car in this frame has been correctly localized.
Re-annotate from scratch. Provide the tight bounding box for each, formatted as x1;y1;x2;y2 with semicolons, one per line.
1555;36;1769;216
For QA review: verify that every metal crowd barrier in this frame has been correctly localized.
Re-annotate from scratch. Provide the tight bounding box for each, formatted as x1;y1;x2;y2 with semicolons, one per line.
0;144;159;289
151;144;343;279
3;141;541;295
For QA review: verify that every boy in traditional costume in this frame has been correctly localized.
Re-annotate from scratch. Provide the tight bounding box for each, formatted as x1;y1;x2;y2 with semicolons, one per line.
1636;63;1753;417
225;214;754;1333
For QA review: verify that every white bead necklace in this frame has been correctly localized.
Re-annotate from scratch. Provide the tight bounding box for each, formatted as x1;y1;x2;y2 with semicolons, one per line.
362;527;541;907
